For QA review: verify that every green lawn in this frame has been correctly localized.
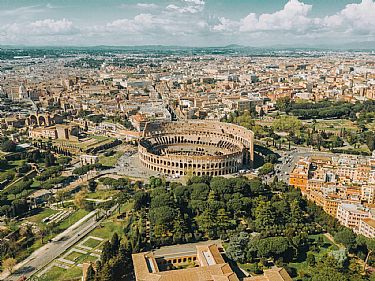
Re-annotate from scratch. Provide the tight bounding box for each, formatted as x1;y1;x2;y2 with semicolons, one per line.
312;119;358;132
56;209;90;231
119;201;134;213
76;253;98;264
99;151;124;167
65;251;82;262
86;190;119;200
41;265;82;281
82;238;102;249
238;262;261;275
27;208;58;225
89;220;125;240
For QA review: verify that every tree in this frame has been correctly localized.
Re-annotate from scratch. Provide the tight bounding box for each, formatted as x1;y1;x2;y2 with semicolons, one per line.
133;191;149;211
276;97;292;113
258;163;274;176
272;115;302;133
1;140;16;152
334;228;356;251
195;208;218;239
74;190;87;209
254;201;275;229
226;232;249;263
101;241;113;264
311;256;349;281
306;252;316;266
56;190;66;208
3;258;16;273
56;156;71;166
44;153;56;167
111;233;120;256
264;154;278;164
149;206;176;237
88;180;97;193
85;263;95;281
0;158;8;170
251;236;290;260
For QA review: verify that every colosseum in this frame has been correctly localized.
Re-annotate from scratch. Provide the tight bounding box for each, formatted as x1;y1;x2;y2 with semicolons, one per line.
138;120;254;177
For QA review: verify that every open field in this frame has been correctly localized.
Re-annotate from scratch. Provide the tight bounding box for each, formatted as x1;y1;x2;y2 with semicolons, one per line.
40;265;82;281
85;189;119;200
99;151;124;167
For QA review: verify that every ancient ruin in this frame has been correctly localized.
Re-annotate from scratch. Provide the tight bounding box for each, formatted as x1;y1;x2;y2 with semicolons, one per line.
138;120;254;176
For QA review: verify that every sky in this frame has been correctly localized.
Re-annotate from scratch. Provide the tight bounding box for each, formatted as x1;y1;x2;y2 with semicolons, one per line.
0;0;374;47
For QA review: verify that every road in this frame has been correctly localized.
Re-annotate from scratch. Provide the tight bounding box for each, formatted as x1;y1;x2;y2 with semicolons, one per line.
1;204;117;281
268;146;336;183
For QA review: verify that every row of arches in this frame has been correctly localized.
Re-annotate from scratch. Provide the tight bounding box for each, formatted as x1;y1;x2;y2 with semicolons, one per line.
142;161;239;177
140;152;242;170
139;150;242;176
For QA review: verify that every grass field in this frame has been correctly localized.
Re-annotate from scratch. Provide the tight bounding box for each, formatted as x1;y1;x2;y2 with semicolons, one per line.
86;190;119;200
90;220;125;240
82;238;102;249
99;151;124;167
312;119;358;132
41;265;82;281
27;208;58;226
65;251;82;262
56;209;90;231
76;253;98;264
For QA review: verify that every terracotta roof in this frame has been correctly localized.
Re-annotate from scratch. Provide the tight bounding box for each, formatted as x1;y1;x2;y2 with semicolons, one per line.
244;268;293;281
132;243;239;281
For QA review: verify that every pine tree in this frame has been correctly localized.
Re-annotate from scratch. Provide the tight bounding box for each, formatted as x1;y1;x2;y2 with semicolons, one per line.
101;241;113;264
86;264;95;281
111;233;120;256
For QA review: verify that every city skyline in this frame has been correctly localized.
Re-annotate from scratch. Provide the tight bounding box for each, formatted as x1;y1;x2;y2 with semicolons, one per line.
0;0;374;47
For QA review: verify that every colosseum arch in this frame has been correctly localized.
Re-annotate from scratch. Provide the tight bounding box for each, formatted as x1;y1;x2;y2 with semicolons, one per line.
38;116;47;126
29;115;38;125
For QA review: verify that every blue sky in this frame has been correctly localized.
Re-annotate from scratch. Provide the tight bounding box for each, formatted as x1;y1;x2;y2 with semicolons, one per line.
0;0;374;46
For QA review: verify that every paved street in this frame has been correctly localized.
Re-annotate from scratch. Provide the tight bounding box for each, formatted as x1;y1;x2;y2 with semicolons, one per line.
273;147;335;183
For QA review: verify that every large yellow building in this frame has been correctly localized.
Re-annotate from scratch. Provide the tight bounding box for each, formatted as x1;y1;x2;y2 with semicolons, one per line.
132;242;292;281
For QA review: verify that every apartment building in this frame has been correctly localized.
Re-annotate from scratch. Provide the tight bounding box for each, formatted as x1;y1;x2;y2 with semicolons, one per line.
358;218;375;238
336;203;372;230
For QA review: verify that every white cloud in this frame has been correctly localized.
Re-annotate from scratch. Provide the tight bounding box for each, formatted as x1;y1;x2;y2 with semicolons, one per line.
106;14;170;34
1;0;375;46
166;4;203;14
323;0;375;34
213;0;315;33
0;5;45;17
212;17;239;32
183;0;205;5
136;3;158;9
213;0;375;37
29;19;77;35
0;18;78;38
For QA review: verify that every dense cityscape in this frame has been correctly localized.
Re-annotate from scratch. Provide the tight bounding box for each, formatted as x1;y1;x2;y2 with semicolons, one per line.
0;45;374;281
1;0;375;281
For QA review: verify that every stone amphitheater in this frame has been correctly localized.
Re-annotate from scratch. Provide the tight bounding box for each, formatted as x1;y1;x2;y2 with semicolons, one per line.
138;120;254;177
